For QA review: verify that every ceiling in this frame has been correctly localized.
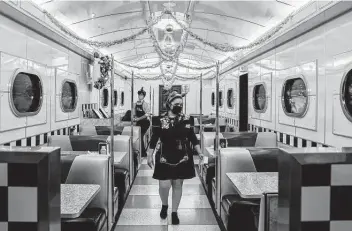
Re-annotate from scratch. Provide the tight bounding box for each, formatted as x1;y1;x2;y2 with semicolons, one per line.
32;0;310;78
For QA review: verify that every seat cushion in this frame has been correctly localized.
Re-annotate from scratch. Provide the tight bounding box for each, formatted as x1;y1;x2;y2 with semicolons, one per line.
61;208;106;231
221;194;260;215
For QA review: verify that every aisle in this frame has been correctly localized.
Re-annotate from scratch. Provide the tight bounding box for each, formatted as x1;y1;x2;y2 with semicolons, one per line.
115;158;221;231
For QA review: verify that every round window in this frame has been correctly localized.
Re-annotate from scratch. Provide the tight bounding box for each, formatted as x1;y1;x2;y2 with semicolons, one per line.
340;69;352;122
219;91;223;107
10;70;43;117
281;76;308;117
102;88;109;108
253;83;267;113
227;88;234;109
114;90;118;106
61;80;77;112
120;91;125;106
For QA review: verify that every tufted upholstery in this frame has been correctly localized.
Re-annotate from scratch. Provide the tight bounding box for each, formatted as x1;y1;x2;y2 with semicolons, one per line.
65;155;113;229
48;135;73;151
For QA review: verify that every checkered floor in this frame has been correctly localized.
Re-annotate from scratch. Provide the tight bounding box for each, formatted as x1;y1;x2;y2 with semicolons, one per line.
115;157;220;231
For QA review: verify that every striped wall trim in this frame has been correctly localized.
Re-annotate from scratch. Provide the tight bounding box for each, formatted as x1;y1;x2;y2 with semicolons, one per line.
1;124;79;147
82;103;98;111
248;124;330;148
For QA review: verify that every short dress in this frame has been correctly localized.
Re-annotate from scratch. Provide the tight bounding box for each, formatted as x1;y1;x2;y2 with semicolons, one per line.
150;114;199;180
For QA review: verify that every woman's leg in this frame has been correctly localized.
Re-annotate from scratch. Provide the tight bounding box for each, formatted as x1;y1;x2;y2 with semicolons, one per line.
171;179;183;224
159;180;172;219
171;179;184;212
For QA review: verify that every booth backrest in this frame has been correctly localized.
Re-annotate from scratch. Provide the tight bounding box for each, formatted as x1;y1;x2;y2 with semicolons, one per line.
121;126;141;139
108;135;130;169
65;155;112;219
219;148;257;199
247;148;280;172
202;132;224;151
255;132;277;147
48;135;73;151
222;132;258;147
69;135;109;151
60;154;78;183
79;124;97;135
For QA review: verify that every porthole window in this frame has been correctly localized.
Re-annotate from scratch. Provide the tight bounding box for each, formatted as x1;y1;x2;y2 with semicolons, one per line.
120;91;124;106
114;90;118;106
253;83;267;113
281;76;308;117
211;92;215;107
219;91;223;107
102;88;109;108
10;69;43;117
61;80;77;112
340;69;352;122
227;88;234;109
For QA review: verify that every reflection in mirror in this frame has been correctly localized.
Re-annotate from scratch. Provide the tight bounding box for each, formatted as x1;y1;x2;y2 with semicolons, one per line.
227;88;234;109
253;84;267;113
282;77;308;117
102;88;109;108
341;69;352;122
61;80;77;112
11;71;42;116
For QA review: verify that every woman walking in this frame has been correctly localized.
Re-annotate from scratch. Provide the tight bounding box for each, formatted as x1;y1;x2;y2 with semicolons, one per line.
147;91;203;225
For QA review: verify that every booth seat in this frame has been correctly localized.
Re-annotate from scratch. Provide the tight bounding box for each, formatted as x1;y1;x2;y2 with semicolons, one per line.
201;132;277;195
50;135;130;213
61;155;113;231
218;148;280;231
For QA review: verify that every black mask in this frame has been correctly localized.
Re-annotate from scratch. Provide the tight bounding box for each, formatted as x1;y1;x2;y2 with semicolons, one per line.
171;105;182;114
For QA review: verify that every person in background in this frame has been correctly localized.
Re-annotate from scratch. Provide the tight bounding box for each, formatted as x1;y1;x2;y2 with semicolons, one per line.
133;87;151;157
147;91;203;225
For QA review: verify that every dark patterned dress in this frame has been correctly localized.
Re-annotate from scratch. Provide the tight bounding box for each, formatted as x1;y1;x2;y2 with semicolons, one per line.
150;114;198;180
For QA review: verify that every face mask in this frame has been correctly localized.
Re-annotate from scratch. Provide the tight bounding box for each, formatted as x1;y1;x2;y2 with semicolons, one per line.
171;105;182;114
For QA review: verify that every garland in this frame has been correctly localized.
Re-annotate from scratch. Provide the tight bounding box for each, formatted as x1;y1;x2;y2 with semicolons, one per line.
94;55;112;89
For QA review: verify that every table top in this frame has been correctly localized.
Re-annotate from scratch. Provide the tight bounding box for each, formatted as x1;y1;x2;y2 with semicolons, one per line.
61;184;101;218
226;172;278;198
61;150;127;164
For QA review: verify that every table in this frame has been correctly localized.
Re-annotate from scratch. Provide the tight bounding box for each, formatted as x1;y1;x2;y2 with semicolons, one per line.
226;172;278;199
61;151;127;164
61;184;101;218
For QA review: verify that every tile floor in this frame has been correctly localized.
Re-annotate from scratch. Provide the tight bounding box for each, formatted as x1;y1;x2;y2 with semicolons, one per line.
115;157;221;231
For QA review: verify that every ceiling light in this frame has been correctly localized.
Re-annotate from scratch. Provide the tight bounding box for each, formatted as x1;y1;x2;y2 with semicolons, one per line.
91;13;96;18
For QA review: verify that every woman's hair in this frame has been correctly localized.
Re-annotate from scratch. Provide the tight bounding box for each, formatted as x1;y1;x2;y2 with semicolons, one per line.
166;91;183;110
138;87;146;97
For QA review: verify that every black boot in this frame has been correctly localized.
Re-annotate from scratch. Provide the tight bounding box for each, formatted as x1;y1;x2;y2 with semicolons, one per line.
172;212;179;225
160;205;168;219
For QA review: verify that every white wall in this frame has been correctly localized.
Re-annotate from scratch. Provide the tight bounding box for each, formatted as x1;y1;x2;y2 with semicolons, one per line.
229;10;352;148
0;14;92;145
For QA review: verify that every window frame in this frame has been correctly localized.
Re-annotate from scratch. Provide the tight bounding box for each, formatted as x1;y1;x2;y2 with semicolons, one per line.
9;68;43;117
281;74;309;118
60;79;78;113
252;82;268;113
340;68;352;122
227;88;234;109
102;87;109;108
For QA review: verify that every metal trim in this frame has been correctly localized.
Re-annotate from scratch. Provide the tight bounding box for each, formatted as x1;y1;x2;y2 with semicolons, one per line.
9;68;43;118
60;79;78;113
